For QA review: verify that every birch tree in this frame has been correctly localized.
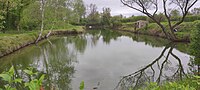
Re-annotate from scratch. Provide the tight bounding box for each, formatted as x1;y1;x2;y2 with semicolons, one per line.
35;0;46;43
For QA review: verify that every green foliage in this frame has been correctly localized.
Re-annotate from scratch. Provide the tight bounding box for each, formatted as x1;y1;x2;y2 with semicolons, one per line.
141;76;200;90
171;15;200;22
24;68;45;90
20;1;40;31
121;16;147;23
170;9;180;17
0;10;5;30
0;0;85;31
0;66;45;90
0;66;22;90
73;0;86;24
120;19;200;40
0;32;38;56
87;4;101;25
190;21;200;66
79;81;85;90
143;82;195;90
0;26;83;57
0;0;36;31
101;8;111;27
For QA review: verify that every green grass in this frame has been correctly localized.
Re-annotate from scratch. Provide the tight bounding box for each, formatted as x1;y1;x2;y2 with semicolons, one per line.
0;25;85;57
0;32;38;56
120;20;199;39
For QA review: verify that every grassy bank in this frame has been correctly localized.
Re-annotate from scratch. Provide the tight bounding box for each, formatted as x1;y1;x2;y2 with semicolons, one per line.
0;26;84;57
118;20;200;41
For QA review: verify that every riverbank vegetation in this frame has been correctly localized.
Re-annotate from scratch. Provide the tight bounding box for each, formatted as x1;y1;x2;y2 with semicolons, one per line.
0;26;84;57
0;0;86;57
0;0;86;31
0;0;200;89
120;0;198;41
0;66;45;90
119;20;200;41
84;4;200;42
141;75;200;90
116;21;200;90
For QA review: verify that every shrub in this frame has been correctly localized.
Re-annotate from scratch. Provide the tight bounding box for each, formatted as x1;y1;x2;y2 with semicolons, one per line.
140;76;200;90
0;66;45;90
190;22;200;66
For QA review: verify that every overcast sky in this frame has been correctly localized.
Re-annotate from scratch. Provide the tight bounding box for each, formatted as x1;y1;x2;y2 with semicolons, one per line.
83;0;140;17
83;0;200;17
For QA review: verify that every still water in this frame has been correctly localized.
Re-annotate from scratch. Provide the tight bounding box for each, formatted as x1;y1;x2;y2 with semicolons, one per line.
0;30;194;90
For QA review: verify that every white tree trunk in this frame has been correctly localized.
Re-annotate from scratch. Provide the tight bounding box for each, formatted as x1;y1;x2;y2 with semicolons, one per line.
35;0;45;43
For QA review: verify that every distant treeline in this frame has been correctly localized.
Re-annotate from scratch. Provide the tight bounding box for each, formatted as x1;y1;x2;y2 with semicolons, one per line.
120;15;200;23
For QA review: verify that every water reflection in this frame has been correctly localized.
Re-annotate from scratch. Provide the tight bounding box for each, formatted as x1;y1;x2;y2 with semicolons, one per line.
0;36;88;89
87;30;123;44
0;30;198;90
188;56;200;76
38;38;76;89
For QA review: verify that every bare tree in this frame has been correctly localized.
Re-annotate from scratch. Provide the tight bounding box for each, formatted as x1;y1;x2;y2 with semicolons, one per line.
120;0;198;41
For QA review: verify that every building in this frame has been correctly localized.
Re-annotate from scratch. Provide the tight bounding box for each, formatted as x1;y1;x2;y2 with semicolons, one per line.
135;20;149;29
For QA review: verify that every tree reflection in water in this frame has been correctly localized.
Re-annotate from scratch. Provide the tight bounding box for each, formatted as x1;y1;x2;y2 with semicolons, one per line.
34;36;88;89
0;30;199;90
0;35;88;90
115;43;188;90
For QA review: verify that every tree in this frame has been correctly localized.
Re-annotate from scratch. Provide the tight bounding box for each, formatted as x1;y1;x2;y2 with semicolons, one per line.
15;0;36;31
45;0;70;29
121;0;198;41
87;4;100;24
73;0;86;23
20;1;41;30
111;15;123;29
0;0;35;32
101;7;111;27
170;9;180;17
35;0;46;43
0;0;18;32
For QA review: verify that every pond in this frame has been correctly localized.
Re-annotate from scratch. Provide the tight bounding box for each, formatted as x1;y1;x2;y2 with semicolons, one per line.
0;30;197;90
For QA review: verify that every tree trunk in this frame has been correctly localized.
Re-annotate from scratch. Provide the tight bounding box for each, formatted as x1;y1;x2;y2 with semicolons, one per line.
35;0;45;44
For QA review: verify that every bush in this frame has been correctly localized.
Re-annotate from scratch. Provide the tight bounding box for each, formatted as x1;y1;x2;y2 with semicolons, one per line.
190;22;200;66
0;66;45;90
121;16;147;23
171;15;200;22
140;76;200;90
